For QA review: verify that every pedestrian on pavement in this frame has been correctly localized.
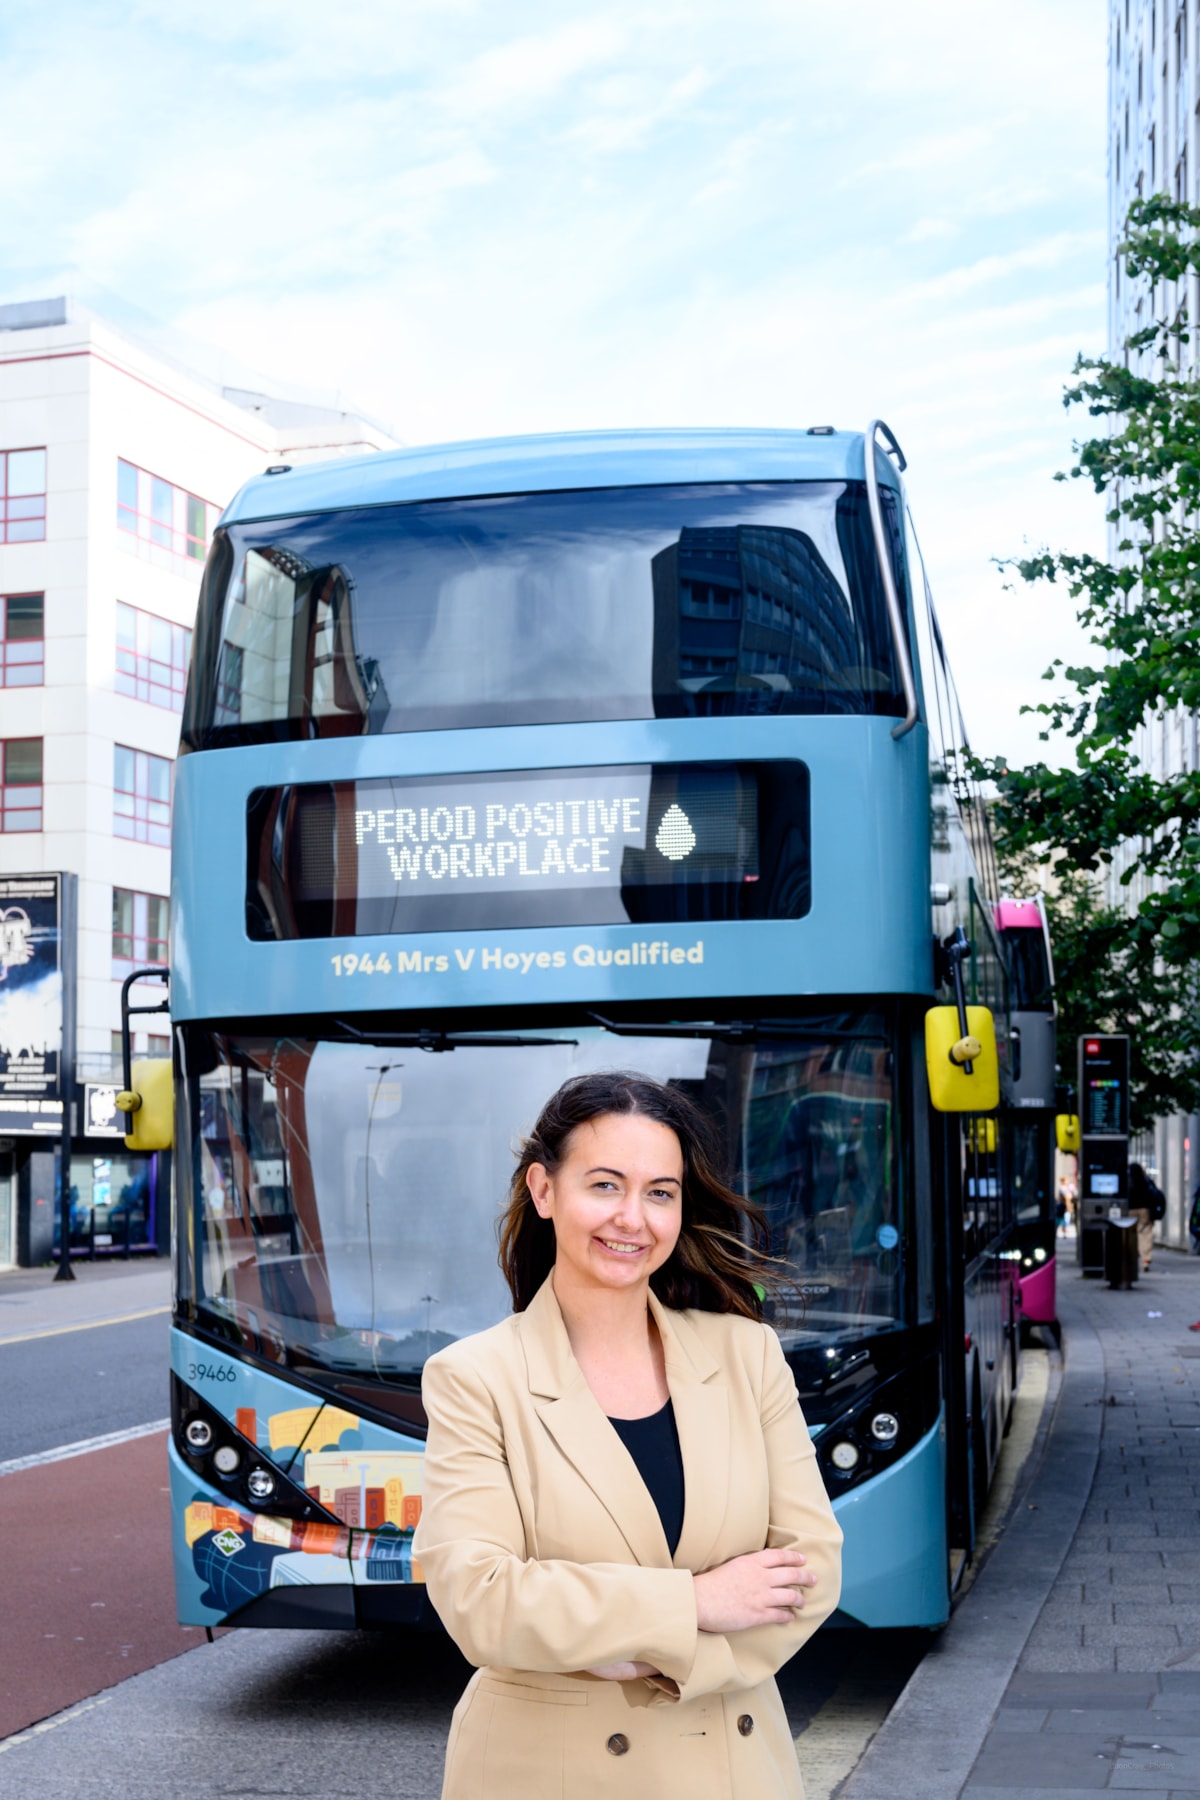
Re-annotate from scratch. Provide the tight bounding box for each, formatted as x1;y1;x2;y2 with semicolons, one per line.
1055;1180;1069;1236
1128;1162;1165;1274
1190;1183;1200;1256
413;1070;843;1800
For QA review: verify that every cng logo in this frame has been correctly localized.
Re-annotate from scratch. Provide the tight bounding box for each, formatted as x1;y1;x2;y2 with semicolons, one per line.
213;1528;243;1557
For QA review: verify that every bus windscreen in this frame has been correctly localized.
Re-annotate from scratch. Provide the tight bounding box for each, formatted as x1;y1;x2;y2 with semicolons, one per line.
177;1014;903;1414
182;481;906;749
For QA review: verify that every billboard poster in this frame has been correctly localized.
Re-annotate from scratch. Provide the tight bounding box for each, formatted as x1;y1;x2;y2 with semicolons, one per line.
0;873;65;1136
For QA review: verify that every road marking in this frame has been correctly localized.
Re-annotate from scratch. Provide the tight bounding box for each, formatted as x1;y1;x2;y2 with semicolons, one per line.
0;1305;169;1348
0;1419;169;1478
0;1694;112;1755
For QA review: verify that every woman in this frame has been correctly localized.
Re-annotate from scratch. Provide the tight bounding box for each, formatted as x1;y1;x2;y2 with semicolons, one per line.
413;1071;843;1799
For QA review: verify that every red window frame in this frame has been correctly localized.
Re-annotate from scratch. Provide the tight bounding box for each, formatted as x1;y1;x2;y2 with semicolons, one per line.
111;888;170;971
115;601;191;711
113;744;173;847
0;737;43;832
0;448;47;544
0;593;45;687
117;458;214;563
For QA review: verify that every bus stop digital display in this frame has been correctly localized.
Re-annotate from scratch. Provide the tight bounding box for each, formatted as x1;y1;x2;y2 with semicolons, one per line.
247;761;811;938
1079;1033;1130;1137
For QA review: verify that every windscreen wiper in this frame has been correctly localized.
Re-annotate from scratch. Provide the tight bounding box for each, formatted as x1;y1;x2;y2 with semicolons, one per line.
335;1020;578;1052
587;1012;800;1043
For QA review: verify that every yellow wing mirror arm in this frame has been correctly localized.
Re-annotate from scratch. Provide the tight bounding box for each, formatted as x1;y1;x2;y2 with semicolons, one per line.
943;926;978;1075
117;966;173;1151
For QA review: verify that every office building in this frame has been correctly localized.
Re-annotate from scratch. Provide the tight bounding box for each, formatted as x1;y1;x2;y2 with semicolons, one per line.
0;296;396;1266
1107;1;1200;1247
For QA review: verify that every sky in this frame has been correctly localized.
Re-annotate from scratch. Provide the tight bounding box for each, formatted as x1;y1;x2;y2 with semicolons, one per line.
2;0;1111;766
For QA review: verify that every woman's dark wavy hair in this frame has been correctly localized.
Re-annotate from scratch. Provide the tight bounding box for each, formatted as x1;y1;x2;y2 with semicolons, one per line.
499;1070;776;1318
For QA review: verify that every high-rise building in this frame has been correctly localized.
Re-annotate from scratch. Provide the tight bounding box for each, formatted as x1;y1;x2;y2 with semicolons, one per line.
0;297;397;1267
1108;2;1200;1247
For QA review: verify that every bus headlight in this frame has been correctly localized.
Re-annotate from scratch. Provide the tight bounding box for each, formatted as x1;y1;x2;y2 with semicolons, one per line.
184;1417;214;1453
172;1373;332;1527
829;1440;860;1472
1034;1247;1047;1262
870;1412;900;1445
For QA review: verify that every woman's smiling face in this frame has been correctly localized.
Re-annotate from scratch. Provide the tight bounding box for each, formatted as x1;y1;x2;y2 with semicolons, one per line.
526;1111;684;1298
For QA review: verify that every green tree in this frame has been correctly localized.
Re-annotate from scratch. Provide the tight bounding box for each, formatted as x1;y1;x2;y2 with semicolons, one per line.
995;848;1200;1133
978;195;1200;1132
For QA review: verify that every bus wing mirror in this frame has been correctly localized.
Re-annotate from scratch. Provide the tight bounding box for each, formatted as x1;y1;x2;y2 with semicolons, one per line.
116;1059;175;1151
1056;1113;1081;1154
925;1005;1000;1112
967;1116;998;1153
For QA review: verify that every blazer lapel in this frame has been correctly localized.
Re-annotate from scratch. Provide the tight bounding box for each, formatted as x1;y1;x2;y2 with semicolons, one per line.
519;1279;673;1569
649;1292;731;1575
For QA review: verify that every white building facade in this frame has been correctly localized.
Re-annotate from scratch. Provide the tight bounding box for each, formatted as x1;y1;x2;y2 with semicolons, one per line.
1108;0;1200;1248
0;297;395;1267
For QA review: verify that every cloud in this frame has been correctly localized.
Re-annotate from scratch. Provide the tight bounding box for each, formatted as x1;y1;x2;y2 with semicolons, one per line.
442;17;627;119
2;0;1110;766
564;65;714;154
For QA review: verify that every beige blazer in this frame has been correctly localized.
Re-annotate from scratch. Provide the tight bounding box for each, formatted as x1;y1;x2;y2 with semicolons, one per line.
413;1277;843;1800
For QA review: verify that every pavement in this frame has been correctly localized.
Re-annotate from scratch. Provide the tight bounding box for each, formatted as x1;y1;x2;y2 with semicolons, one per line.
845;1245;1200;1799
0;1255;171;1346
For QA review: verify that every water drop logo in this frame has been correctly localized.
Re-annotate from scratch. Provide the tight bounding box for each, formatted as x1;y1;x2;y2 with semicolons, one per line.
655;804;697;862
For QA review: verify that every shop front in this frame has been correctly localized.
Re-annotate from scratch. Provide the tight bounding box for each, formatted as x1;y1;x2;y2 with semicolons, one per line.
48;1080;169;1260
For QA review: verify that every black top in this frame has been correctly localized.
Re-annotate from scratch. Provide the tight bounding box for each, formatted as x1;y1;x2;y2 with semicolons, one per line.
608;1400;686;1557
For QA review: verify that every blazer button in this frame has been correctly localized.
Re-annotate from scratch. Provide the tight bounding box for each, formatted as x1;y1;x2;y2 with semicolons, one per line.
737;1714;755;1736
607;1734;630;1756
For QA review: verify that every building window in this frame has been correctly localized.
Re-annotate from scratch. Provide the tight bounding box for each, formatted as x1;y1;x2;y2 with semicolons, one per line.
115;602;191;711
215;642;243;723
0;738;43;831
0;448;46;544
111;1030;169;1059
116;459;214;564
0;594;44;686
112;889;170;970
113;745;172;847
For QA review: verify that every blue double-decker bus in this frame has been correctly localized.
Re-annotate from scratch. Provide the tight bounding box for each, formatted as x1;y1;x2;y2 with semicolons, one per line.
151;424;1020;1634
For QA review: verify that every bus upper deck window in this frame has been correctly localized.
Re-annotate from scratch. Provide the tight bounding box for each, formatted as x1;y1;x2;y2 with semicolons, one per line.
183;482;909;750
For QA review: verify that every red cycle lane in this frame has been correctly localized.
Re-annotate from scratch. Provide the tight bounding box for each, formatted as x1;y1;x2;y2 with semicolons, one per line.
0;1431;214;1739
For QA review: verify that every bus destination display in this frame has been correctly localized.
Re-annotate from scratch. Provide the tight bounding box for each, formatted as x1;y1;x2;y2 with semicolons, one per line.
247;761;811;939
